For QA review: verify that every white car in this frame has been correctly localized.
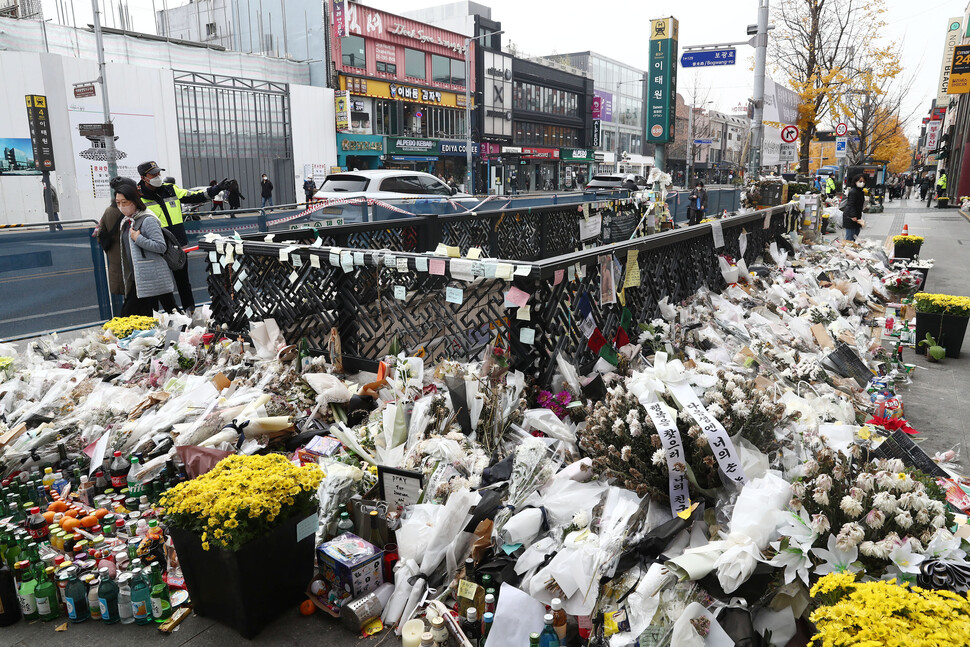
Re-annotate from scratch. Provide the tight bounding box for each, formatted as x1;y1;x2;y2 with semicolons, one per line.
312;170;471;202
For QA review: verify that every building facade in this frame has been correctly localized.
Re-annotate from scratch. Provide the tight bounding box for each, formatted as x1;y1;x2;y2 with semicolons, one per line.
551;52;647;173
330;2;476;180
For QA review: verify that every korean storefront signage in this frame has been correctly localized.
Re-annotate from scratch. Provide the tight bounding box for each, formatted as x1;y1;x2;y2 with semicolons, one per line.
438;140;480;155
646;17;679;144
592;119;602;148
561;148;594;162
388;22;467;55
335;91;351;131
939;17;963;103
25;95;55;171
340;76;469;109
337;134;384;154
388;137;438;155
521;147;560;160
483;50;513;139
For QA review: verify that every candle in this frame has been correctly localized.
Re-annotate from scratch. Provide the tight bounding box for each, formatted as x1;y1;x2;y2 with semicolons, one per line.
401;619;426;647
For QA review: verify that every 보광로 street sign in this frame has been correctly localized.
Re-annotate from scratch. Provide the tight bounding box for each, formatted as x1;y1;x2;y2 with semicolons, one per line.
647;17;679;144
680;48;736;68
693;139;713;145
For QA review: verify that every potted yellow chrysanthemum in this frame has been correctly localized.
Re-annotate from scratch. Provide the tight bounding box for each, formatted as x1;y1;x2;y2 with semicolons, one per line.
160;454;323;638
914;292;970;359
892;234;924;260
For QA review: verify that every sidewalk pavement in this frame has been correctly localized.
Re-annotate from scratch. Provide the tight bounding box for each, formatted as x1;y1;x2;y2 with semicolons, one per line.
855;197;970;466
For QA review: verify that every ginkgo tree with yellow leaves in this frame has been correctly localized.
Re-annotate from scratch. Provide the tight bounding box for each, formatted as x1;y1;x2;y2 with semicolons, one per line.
770;0;911;174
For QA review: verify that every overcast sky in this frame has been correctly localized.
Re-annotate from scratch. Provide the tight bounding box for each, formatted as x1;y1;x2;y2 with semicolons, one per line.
42;0;965;138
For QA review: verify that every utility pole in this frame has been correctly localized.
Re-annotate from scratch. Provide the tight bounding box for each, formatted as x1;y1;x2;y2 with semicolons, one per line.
748;0;768;178
91;0;118;181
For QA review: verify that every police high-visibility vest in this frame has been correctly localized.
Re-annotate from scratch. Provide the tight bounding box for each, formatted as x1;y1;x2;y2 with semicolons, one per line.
826;177;836;193
141;183;208;228
937;174;947;190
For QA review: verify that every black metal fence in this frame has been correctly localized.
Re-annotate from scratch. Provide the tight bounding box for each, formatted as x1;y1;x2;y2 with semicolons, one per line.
200;201;795;378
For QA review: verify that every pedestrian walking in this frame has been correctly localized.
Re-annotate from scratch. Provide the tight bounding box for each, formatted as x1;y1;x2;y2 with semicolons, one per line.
260;173;274;208
303;175;317;204
904;175;914;199
137;160;226;313
114;182;178;317
843;174;867;242
919;173;932;201
95;176;137;315
687;181;708;226
226;179;245;214
210;180;225;211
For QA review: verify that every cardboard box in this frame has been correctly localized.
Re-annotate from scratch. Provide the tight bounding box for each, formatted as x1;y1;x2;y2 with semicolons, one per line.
316;533;383;599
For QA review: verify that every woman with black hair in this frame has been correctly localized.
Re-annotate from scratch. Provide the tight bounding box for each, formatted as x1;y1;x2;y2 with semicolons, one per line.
842;174;867;242
114;182;178;316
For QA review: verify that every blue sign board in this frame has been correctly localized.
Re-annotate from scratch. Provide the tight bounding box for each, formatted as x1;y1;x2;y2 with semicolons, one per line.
835;140;847;155
680;49;737;68
693;139;713;145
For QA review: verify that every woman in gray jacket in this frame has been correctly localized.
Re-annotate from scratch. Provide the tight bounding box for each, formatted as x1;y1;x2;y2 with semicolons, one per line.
115;182;178;316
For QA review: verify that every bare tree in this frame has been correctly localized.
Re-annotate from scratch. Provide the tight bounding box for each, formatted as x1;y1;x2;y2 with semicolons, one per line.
770;0;891;173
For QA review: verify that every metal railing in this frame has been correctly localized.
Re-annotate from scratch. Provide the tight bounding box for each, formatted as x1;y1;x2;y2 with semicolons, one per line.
200;199;793;378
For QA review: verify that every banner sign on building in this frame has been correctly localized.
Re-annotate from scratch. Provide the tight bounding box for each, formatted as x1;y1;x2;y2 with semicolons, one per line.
483;50;513;140
647;17;678;144
926;121;942;151
335;91;350;131
333;0;346;38
591;119;602;148
949;44;970;94
592;90;613;122
938;17;963;104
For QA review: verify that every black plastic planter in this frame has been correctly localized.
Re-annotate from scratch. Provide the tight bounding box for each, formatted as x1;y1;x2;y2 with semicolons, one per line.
915;312;969;359
170;512;317;638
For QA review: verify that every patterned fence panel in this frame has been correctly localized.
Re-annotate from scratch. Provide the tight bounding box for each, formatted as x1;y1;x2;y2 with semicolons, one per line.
200;202;792;378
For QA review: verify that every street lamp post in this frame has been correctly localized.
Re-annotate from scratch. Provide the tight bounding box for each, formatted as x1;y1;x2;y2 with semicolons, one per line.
464;30;504;195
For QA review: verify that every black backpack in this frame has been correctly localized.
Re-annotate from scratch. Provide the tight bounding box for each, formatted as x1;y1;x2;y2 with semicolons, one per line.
160;227;187;271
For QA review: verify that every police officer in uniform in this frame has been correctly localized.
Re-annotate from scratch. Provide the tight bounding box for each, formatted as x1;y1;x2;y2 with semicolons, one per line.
137;161;228;312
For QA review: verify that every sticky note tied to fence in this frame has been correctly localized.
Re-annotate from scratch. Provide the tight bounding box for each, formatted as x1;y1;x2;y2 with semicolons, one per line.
394;286;406;300
280;245;298;263
445;286;464;304
288;270;299;284
623;250;641;288
554;269;564;285
429;259;446;276
415;257;428;272
739;230;748;257
340;251;354;273
212;263;222;275
291;255;303;268
310;254;320;268
517;305;531;321
710;220;725;249
579;214;602;241
505;286;531;308
763;211;771;230
353;252;365;266
449;259;475;281
467;247;482;260
208;251;217;263
515;265;531;277
434;243;460;258
396;257;409;273
496;263;515;280
520;328;536;345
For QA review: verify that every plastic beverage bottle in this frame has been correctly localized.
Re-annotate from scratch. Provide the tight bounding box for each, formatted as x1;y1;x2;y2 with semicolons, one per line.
52;472;69;497
117;572;134;624
42;468;56;489
26;507;49;541
17;561;38;621
462;607;482;647
129;568;151;624
0;559;22;626
127;457;144;497
34;565;59;621
336;511;354;535
97;567;120;624
551;597;567;640
539;613;560;647
109;452;130;489
64;568;90;622
87;573;102;621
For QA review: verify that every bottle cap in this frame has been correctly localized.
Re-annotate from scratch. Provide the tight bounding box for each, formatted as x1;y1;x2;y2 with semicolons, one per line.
430;616;445;628
544;613;554;623
99;566;109;575
485;594;495;603
551;597;563;610
467;607;478;621
114;451;122;457
30;506;40;514
44;467;53;474
421;633;434;643
484;612;494;622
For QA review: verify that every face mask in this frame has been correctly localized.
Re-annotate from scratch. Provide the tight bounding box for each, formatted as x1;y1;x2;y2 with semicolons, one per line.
856;182;865;188
262;176;267;181
148;175;164;188
118;203;137;217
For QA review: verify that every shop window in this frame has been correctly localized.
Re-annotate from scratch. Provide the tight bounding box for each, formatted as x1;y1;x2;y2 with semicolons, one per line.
432;55;451;84
405;48;425;80
341;35;366;69
376;62;397;74
451;59;466;87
